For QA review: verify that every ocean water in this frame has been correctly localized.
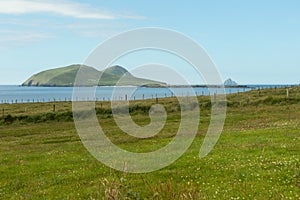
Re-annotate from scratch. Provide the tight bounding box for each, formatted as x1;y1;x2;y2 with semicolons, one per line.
0;85;293;104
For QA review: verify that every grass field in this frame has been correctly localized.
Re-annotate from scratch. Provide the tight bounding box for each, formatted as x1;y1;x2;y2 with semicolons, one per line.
0;87;299;199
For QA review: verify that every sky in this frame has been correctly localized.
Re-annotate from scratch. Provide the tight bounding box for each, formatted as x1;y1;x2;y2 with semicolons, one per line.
0;0;300;85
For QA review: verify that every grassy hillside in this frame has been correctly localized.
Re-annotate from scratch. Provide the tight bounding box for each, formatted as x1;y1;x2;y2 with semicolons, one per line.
22;65;166;87
0;87;299;199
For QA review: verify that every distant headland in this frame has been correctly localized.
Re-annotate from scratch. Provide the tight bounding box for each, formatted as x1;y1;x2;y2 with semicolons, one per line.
22;65;166;87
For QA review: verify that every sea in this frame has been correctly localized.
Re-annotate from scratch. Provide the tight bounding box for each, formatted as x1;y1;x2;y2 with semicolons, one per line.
0;85;297;104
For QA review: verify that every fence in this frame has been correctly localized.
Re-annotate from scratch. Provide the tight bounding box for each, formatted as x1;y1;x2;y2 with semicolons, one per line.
0;85;298;105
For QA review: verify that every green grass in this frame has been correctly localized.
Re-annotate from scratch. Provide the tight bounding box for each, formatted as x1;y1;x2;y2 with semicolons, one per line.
0;87;299;199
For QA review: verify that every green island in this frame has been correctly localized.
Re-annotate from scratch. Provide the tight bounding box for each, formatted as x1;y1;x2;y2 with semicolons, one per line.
22;65;166;87
0;87;299;199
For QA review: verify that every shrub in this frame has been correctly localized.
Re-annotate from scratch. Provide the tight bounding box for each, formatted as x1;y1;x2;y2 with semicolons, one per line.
4;114;14;124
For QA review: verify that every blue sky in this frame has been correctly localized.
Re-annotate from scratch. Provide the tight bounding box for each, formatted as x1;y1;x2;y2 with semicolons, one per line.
0;0;300;85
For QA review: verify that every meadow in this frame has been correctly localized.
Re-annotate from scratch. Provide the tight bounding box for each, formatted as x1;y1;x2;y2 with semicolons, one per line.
0;87;299;199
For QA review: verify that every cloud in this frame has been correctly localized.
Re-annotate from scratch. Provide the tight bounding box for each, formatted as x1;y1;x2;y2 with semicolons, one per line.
0;0;145;20
0;19;131;45
63;22;131;38
0;30;53;43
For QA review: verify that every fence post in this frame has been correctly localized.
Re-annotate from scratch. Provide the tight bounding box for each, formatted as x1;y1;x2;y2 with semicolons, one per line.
2;108;4;118
286;88;289;98
53;104;56;112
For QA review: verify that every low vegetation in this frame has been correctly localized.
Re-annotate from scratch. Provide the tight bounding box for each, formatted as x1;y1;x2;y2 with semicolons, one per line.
0;87;299;199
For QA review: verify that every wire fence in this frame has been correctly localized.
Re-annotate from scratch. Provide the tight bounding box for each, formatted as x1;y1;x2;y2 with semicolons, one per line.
0;85;298;105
